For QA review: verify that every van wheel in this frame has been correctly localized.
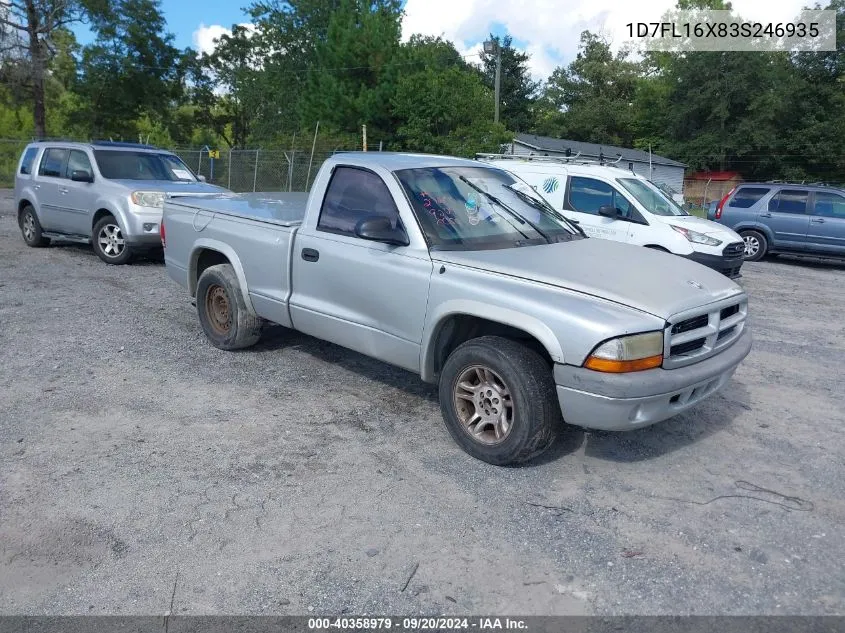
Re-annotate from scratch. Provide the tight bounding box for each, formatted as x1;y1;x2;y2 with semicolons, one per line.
740;230;767;261
93;216;133;265
196;263;262;350
20;205;50;247
439;336;560;466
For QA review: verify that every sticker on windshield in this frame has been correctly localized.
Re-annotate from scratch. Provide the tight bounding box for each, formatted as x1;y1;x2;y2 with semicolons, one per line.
542;177;559;194
171;168;193;180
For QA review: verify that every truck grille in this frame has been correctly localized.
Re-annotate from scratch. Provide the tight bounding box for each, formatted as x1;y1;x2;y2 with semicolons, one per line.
663;296;747;369
723;242;744;258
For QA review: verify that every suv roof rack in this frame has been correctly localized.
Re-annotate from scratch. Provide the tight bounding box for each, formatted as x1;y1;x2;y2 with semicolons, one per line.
764;179;834;188
476;151;625;167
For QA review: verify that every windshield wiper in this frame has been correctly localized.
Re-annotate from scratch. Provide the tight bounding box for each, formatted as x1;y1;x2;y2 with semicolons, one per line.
504;184;585;237
458;175;550;243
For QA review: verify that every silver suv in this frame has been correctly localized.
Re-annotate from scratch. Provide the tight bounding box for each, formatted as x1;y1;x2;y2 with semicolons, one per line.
14;141;228;264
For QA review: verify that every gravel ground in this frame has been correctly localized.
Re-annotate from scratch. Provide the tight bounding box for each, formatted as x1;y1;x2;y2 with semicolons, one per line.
0;188;843;616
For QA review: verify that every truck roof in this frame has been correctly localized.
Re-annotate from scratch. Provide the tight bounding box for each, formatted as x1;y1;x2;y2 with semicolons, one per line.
331;152;482;171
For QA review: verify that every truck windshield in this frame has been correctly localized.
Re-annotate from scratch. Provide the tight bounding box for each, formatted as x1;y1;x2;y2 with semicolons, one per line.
94;150;198;182
395;166;580;250
617;178;688;217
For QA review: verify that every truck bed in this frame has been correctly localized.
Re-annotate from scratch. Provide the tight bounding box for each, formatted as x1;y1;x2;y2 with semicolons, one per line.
166;192;308;227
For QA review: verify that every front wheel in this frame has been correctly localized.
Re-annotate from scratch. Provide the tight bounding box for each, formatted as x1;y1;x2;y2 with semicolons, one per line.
438;336;560;465
92;216;133;265
196;263;262;350
740;230;767;262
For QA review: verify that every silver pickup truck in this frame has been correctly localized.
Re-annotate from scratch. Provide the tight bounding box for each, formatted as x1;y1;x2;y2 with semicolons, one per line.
163;153;752;465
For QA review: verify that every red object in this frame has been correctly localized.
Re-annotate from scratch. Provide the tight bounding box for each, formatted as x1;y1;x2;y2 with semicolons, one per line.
160;218;166;248
715;186;736;220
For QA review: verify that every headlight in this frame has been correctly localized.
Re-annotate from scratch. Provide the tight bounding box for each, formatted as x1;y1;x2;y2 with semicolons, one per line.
584;331;664;373
131;191;166;208
670;224;722;246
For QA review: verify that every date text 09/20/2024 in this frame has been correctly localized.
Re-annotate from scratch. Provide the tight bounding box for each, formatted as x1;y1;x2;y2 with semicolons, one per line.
308;617;528;630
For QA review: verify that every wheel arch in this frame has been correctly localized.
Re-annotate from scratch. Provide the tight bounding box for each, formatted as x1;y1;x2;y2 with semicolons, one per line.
420;302;563;383
189;240;257;316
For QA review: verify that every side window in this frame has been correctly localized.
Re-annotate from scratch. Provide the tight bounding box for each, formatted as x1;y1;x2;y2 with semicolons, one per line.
19;147;39;175
38;148;68;178
729;187;770;208
768;189;808;214
65;150;93;179
318;166;401;236
814;191;845;219
568;177;631;217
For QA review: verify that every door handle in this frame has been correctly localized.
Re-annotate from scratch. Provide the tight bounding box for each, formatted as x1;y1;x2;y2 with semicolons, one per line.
59;187;69;194
811;218;825;224
759;213;772;218
33;184;40;190
301;248;320;262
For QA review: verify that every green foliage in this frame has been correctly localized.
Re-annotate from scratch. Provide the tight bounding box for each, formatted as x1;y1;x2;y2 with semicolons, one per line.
478;34;539;132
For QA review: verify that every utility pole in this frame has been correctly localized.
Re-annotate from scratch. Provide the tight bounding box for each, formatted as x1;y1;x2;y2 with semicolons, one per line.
484;38;502;124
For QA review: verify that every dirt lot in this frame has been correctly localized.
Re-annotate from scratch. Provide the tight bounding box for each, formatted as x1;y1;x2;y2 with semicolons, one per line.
0;189;843;616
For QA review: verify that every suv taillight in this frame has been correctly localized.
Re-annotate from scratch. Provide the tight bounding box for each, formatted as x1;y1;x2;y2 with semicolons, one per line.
160;219;166;248
715;187;736;220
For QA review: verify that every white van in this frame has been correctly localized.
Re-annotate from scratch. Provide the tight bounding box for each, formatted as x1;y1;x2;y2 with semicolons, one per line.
481;156;745;278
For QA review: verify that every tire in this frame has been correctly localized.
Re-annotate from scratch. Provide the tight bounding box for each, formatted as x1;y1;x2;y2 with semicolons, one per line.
196;263;262;350
739;230;767;262
92;215;133;265
438;336;560;466
19;205;50;247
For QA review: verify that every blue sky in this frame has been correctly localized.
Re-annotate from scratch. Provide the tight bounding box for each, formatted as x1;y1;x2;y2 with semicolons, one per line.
74;0;809;81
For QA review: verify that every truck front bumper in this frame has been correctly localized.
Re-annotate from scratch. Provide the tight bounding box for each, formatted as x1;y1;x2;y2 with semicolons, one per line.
554;329;752;431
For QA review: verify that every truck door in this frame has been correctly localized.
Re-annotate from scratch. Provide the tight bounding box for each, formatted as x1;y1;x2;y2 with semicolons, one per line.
289;166;433;373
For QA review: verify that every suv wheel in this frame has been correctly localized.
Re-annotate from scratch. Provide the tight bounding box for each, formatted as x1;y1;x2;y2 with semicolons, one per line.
740;230;767;262
19;205;50;247
93;216;133;265
438;336;560;465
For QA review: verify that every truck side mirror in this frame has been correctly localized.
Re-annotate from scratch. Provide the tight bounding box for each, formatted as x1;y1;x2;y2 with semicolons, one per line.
598;205;619;219
71;169;93;183
355;216;409;246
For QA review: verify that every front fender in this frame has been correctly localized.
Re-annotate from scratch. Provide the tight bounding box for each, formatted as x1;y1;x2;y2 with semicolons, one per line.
189;238;257;316
420;300;564;383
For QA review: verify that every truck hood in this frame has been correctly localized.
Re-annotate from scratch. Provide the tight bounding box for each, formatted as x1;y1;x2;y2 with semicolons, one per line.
432;238;743;319
111;180;229;195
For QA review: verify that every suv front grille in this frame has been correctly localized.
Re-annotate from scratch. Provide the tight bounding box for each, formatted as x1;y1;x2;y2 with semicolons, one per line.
664;297;747;369
723;242;744;258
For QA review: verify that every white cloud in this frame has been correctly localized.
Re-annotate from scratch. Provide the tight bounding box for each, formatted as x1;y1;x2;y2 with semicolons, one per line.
401;0;810;81
192;22;255;56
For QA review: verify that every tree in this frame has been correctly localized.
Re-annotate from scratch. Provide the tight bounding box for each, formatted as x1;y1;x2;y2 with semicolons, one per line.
478;34;539;133
72;0;186;139
0;0;84;137
392;37;510;156
193;25;262;147
539;32;641;145
300;0;403;138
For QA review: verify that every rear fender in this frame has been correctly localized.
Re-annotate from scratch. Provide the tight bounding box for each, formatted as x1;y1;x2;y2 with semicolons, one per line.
189;238;257;316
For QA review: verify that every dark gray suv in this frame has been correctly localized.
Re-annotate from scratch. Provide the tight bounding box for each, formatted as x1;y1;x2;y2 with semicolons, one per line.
709;183;845;261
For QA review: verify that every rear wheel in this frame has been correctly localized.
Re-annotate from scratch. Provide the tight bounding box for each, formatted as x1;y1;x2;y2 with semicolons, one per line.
740;230;767;262
439;336;560;465
196;263;262;350
93;216;133;265
19;205;50;247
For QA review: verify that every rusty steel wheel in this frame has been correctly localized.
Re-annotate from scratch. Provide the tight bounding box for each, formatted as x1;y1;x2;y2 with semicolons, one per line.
452;364;514;445
205;284;232;336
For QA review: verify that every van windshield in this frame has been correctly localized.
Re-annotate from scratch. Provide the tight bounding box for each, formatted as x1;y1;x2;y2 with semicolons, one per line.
94;150;198;182
618;178;688;217
395;166;581;250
